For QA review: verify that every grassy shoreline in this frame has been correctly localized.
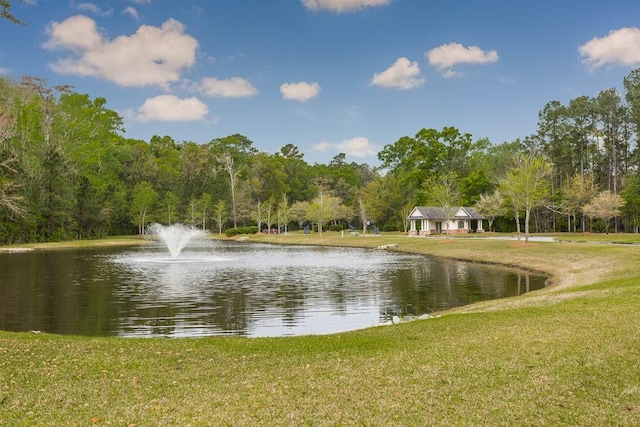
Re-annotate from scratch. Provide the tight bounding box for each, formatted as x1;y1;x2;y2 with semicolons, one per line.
2;232;640;425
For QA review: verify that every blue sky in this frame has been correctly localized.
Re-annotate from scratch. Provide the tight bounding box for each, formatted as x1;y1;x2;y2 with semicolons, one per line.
2;0;640;166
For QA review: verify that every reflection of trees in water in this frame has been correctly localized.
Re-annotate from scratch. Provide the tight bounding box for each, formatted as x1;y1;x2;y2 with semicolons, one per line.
273;283;307;325
203;283;251;335
114;266;254;336
327;271;348;313
0;250;121;335
0;246;547;337
384;258;543;317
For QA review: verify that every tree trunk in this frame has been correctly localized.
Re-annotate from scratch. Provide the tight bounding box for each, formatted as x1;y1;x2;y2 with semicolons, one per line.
524;207;530;243
514;205;521;240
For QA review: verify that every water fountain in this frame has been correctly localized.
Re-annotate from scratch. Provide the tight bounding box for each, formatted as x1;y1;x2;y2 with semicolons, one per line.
146;223;206;259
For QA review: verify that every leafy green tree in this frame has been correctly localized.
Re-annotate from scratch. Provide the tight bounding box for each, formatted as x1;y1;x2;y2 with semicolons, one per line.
209;133;257;158
623;68;640;150
16;77;76;240
248;152;287;205
159;191;180;225
307;191;344;235
125;139;158;186
187;198;199;227
566;96;598;178
533;101;571;178
179;141;212;201
499;173;523;238
621;174;640;233
459;169;493;205
264;197;276;232
198;193;212;231
149;135;181;194
311;155;375;207
421;171;460;237
379;126;479;193
500;154;552;243
278;143;304;159
130;181;158;235
289;200;310;230
251;199;263;231
560;173;597;232
483;139;526;181
280;155;313;202
358;175;404;231
213;199;227;234
54;93;126;237
276;194;289;233
594;88;630;195
209;135;256;228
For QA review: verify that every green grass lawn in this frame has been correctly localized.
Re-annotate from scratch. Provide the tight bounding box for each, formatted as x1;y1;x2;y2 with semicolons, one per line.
2;232;640;426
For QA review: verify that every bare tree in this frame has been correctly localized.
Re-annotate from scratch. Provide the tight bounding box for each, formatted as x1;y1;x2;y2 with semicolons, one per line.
0;109;24;217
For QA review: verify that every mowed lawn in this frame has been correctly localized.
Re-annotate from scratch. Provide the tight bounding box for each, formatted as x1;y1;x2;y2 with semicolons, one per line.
1;233;640;426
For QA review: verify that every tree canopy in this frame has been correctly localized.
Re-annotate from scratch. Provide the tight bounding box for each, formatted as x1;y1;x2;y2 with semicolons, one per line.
4;66;640;243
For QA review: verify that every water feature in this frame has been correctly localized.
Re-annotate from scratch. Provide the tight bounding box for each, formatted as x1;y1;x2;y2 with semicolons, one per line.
0;240;547;338
146;223;206;259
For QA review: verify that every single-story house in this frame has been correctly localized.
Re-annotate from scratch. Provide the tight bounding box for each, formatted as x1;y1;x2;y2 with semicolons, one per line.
408;206;485;236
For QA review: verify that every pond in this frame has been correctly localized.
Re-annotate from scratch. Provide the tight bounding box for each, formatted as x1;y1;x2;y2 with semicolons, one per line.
0;240;547;338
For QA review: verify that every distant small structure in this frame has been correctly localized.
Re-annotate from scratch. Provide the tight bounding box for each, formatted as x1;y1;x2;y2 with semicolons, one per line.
407;206;485;236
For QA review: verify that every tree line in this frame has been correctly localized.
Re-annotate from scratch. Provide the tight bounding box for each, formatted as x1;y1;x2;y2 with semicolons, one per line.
2;69;640;244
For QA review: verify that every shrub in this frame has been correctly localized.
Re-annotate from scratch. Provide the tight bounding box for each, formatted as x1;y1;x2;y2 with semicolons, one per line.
224;226;259;237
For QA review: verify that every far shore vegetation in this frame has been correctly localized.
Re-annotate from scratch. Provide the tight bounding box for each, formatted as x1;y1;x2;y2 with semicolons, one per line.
2;232;640;426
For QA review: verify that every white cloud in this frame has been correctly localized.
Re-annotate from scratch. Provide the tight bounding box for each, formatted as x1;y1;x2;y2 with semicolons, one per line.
122;7;140;20
426;42;498;77
200;77;258;98
313;141;331;151
301;0;390;13
280;81;321;101
133;95;208;122
371;57;424;90
0;67;10;75
313;136;377;158
75;3;113;16
579;27;640;69
43;15;198;88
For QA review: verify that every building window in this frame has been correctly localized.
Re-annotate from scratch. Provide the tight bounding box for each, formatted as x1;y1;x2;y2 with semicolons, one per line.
458;221;464;229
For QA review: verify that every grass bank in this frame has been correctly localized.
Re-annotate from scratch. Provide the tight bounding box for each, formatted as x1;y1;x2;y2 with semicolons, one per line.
0;235;145;252
1;232;640;426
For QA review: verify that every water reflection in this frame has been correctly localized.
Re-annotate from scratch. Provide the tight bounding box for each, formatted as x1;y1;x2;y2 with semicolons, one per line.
0;242;546;337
